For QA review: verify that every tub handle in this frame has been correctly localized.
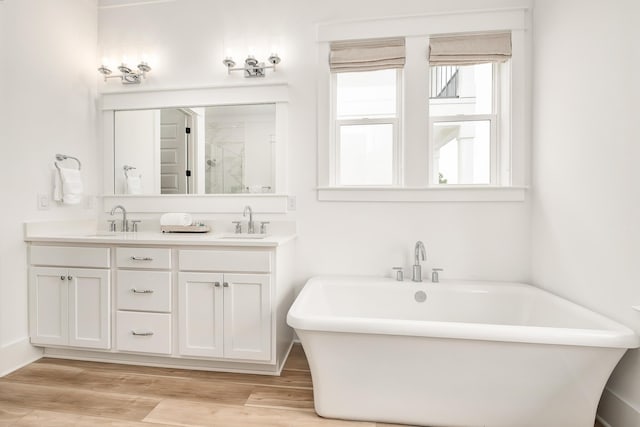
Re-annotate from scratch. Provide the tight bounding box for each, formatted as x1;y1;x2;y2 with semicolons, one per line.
431;268;443;283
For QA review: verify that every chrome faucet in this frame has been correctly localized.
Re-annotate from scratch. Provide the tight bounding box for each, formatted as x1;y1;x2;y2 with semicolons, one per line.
412;241;426;282
110;205;128;232
243;205;254;234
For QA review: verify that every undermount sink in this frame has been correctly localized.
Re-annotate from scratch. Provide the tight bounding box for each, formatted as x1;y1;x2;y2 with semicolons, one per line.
219;233;269;240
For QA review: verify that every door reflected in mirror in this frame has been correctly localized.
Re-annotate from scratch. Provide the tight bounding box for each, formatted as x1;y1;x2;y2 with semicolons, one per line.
114;104;276;195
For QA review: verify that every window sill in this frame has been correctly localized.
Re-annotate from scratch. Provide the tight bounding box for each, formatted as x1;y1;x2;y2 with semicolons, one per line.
317;186;527;202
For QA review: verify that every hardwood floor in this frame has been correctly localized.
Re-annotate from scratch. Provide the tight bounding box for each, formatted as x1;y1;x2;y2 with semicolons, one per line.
0;344;605;427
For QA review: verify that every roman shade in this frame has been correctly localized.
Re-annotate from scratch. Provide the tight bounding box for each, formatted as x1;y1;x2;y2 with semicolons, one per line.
330;38;405;73
429;32;512;66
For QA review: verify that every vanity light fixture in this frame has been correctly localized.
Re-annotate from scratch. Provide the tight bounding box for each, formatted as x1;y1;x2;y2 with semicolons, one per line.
97;61;152;84
223;53;281;78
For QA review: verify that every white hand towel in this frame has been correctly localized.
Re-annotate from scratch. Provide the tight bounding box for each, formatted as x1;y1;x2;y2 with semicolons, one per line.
125;174;142;195
53;170;63;202
54;167;83;205
160;213;193;226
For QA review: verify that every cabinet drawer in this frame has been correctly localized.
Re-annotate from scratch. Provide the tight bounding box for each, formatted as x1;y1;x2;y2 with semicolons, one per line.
30;246;110;268
116;247;171;269
116;311;171;355
117;271;171;312
179;250;272;273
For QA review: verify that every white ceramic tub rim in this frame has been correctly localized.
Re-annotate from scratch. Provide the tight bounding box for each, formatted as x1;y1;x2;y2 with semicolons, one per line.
287;276;640;349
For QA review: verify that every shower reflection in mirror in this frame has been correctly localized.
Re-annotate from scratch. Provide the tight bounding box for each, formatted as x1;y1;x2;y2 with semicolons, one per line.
114;104;276;195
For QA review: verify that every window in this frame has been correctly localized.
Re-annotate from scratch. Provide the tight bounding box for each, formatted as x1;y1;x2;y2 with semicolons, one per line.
318;12;527;202
428;32;512;186
329;37;405;186
333;69;401;185
429;63;500;185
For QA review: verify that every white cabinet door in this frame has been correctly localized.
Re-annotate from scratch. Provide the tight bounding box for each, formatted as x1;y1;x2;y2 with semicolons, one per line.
68;268;110;349
29;267;69;346
178;272;224;358
223;273;271;361
30;266;110;349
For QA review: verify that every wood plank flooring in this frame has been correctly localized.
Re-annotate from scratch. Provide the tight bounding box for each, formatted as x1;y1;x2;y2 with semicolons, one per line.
0;344;605;427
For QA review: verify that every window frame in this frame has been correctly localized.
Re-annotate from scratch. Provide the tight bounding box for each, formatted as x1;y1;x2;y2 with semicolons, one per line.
316;8;529;202
330;69;403;187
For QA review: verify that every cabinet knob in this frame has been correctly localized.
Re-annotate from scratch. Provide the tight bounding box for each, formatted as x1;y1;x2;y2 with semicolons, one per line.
60;276;66;281
214;282;221;287
67;276;73;281
223;282;229;287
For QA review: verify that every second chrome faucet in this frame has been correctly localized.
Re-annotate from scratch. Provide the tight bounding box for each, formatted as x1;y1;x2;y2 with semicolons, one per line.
412;241;426;282
243;205;255;234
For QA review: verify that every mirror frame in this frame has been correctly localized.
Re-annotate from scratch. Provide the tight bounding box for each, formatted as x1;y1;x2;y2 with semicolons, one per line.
101;83;289;213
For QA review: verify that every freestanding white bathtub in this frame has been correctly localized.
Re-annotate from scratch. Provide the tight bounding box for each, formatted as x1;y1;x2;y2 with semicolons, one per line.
287;277;639;427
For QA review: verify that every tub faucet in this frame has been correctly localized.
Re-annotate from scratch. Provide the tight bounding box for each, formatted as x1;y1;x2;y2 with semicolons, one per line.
110;204;128;232
412;241;426;282
243;205;254;234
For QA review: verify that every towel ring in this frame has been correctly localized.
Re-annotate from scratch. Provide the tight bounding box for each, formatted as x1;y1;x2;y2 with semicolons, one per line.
55;154;82;171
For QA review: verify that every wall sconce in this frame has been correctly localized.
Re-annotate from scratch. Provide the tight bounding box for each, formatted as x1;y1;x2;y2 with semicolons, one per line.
223;53;281;78
97;62;152;84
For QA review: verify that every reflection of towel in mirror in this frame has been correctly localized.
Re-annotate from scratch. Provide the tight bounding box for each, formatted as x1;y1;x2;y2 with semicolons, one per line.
125;174;142;195
54;167;84;205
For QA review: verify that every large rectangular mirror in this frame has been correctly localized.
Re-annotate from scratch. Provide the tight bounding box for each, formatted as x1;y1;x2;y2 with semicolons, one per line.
114;104;276;195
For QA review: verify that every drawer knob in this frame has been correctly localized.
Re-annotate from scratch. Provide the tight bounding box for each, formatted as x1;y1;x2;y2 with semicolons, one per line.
131;288;154;294
60;276;66;281
223;282;229;287
131;331;154;337
130;256;153;261
67;276;73;281
214;282;221;287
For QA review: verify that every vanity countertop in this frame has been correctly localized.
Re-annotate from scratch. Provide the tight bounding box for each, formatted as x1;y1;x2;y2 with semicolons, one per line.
24;231;296;247
24;219;296;247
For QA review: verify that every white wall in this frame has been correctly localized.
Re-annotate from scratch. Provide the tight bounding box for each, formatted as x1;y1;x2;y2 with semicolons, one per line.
531;0;640;425
0;0;99;374
98;0;532;284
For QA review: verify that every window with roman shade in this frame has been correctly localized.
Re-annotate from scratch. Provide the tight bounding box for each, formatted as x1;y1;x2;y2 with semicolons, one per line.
329;38;405;186
317;9;529;202
428;32;512;186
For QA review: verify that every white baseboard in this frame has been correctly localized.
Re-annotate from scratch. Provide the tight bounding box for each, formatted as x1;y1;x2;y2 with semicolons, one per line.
43;347;282;376
598;387;640;427
0;338;42;377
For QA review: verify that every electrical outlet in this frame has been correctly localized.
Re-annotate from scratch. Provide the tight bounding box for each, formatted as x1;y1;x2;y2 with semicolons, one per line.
287;196;297;211
37;193;50;210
